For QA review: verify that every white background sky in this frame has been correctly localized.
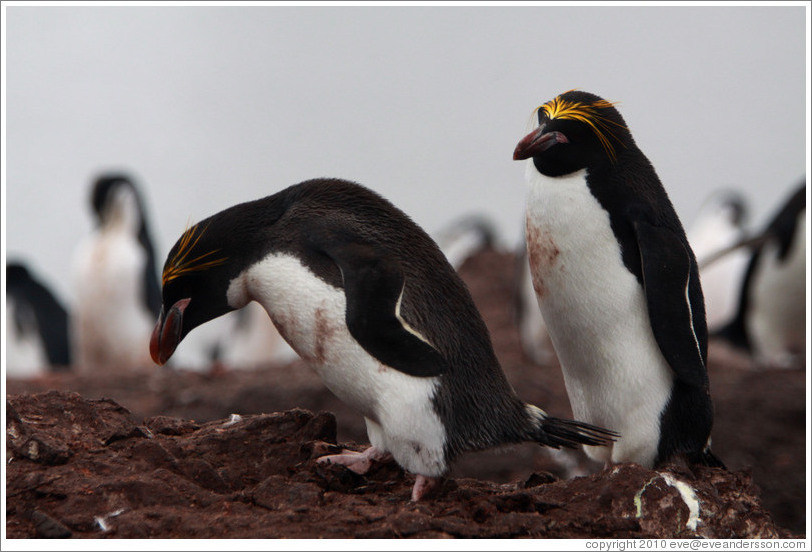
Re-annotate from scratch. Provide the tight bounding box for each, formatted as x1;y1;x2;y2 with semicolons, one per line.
2;3;809;307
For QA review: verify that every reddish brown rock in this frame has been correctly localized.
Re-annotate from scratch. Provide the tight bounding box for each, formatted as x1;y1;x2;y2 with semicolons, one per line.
5;391;797;539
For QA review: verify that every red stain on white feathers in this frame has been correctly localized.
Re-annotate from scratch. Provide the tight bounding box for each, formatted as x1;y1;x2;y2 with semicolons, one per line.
314;307;331;363
525;221;560;300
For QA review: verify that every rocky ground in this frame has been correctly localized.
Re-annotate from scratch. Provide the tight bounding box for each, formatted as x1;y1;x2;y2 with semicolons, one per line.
5;249;807;539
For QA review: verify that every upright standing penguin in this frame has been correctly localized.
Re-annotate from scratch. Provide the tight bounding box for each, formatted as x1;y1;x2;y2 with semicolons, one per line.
513;90;722;469
72;173;162;372
149;178;616;500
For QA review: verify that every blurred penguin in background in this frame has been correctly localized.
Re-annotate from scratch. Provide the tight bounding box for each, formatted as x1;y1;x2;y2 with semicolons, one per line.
6;261;72;377
713;181;807;369
71;173;161;372
687;190;751;332
434;214;499;270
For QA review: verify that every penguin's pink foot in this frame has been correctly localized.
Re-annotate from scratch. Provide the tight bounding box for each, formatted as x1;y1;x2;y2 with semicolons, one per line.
317;446;393;475
411;474;442;502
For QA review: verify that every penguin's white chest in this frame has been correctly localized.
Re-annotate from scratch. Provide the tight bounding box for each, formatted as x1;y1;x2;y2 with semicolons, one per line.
524;167;674;467
226;253;447;476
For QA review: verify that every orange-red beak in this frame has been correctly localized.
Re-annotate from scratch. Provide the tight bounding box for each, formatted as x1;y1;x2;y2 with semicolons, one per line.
149;298;191;365
513;128;569;160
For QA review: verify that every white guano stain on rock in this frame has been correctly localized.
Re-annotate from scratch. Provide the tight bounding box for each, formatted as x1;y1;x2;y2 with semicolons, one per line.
633;473;701;532
661;473;701;531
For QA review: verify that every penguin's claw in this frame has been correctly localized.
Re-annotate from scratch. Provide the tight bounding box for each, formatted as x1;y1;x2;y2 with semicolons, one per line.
411;475;442;501
317;446;393;475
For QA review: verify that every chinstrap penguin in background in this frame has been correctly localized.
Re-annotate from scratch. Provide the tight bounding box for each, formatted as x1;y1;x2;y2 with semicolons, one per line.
149;178;617;501
687;190;751;332
713;182;806;369
6;261;72;377
514;90;723;470
71;173;162;372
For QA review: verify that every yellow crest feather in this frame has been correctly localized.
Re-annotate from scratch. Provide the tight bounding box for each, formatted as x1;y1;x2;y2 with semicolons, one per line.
161;222;227;287
537;90;627;162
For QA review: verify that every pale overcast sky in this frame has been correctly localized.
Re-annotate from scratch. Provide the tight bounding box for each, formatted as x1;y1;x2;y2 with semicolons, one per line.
3;3;808;305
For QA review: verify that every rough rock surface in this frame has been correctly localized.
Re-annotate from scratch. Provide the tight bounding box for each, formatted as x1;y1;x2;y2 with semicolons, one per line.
5;248;806;538
5;391;793;539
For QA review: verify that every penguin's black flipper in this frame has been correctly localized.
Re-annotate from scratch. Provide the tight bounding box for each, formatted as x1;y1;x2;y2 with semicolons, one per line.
633;220;708;389
307;227;449;378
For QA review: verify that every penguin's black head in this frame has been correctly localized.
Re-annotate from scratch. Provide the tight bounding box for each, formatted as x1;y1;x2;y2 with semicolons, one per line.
513;90;632;176
149;222;230;364
150;194;291;365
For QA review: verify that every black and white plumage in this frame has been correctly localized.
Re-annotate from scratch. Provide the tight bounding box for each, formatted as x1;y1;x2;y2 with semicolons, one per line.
149;178;616;500
687;190;751;332
6;262;71;376
714;182;806;368
514;90;722;469
71;173;161;371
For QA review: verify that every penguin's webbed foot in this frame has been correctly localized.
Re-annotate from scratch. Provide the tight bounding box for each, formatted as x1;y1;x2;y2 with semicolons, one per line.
317;446;393;475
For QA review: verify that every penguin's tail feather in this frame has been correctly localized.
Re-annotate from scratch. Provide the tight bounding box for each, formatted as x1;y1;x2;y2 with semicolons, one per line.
527;406;619;449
